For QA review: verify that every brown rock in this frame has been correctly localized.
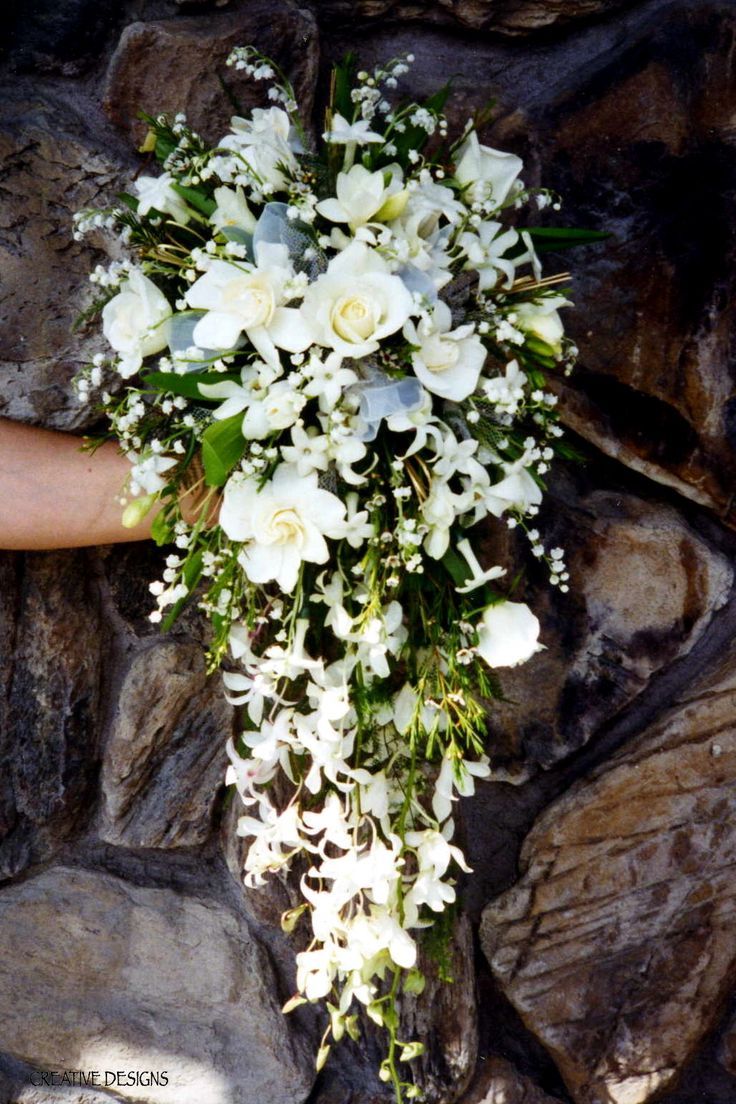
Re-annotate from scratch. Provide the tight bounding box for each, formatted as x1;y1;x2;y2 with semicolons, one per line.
487;486;732;775
480;646;736;1104
0;90;132;430
459;1055;564;1103
99;641;233;848
401;913;479;1103
0;552;103;878
718;1012;736;1076
527;6;736;518
0;866;314;1104
104;1;319;146
310;0;629;35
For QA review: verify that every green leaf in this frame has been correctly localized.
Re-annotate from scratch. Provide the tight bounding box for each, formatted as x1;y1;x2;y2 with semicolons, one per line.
171;182;216;217
440;545;470;587
161;549;203;631
201;413;246;486
524;226;611;253
117;191;139;212
141;370;240;400
332;52;357;120
151;508;174;547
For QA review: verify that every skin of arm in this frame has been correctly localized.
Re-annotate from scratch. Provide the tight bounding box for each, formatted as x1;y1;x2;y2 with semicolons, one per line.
0;417;156;550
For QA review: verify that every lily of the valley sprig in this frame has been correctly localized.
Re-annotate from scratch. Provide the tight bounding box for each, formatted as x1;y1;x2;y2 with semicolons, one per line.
72;48;605;1102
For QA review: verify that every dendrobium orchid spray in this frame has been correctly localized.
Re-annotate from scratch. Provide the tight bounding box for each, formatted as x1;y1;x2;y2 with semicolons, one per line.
73;48;603;1101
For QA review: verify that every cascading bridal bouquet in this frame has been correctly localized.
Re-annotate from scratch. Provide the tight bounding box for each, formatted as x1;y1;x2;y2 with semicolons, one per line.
72;48;603;1101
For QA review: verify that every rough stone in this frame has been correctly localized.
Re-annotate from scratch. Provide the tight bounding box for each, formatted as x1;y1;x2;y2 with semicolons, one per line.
0;90;132;430
718;1011;736;1076
511;4;736;518
99;642;234;848
310;0;630;35
481;646;736;1104
459;1056;564;1104
0;552;103;879
486;481;732;775
4;0;122;75
401;913;479;1103
0;866;314;1104
104;1;319;146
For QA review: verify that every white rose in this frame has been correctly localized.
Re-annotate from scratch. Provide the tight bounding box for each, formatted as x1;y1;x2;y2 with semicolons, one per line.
316;164;408;231
515;295;567;356
476;600;541;668
300;241;414;360
455;131;523;208
102;270;172;377
185;244;313;367
220;464;347;593
404;301;486;401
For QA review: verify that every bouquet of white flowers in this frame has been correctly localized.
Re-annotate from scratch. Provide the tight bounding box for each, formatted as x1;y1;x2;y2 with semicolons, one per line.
73;48;604;1100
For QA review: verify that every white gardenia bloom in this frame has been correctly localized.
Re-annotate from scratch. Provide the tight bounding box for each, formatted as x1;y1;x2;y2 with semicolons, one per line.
135;172;192;224
476;600;541;668
454;130;524;208
514;295;567;356
102;269;172;377
300;241;415;360
323;113;384;145
184;243;313;366
316;164;408;231
220;464;347;593
404;300;486;401
459;220;519;291
210;185;257;234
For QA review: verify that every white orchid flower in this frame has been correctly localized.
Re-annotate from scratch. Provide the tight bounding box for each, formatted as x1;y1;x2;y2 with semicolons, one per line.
459;220;520;291
220;464;347;593
185;243;313;367
323;113;384;145
431;753;491;823
281;424;331;476
485;463;543;517
476;599;541;668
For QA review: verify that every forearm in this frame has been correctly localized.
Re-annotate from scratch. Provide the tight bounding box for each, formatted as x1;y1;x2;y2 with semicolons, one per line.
0;418;151;550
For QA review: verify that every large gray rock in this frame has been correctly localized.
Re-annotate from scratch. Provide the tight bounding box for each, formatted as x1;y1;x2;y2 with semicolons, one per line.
310;0;630;34
487;485;732;776
0;552;103;878
99;642;233;848
0;91;131;430
481;646;736;1104
459;1056;564;1103
0;866;314;1104
104;1;319;146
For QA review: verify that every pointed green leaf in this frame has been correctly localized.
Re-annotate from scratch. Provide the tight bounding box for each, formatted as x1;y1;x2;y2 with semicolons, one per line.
201;413;246;486
141;370;240;400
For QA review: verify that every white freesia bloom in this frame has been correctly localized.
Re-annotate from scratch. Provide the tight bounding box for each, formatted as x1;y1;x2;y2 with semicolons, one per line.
514;295;567;355
220;465;347;592
210;185;257;234
185;243;313;366
301;241;415;360
135;172;191;224
455;130;524;208
316;164;408;231
102;270;172;377
404;300;486;401
476;600;541;668
323;114;384;145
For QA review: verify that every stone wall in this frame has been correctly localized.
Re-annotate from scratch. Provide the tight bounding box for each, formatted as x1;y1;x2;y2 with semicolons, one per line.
1;2;736;1102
